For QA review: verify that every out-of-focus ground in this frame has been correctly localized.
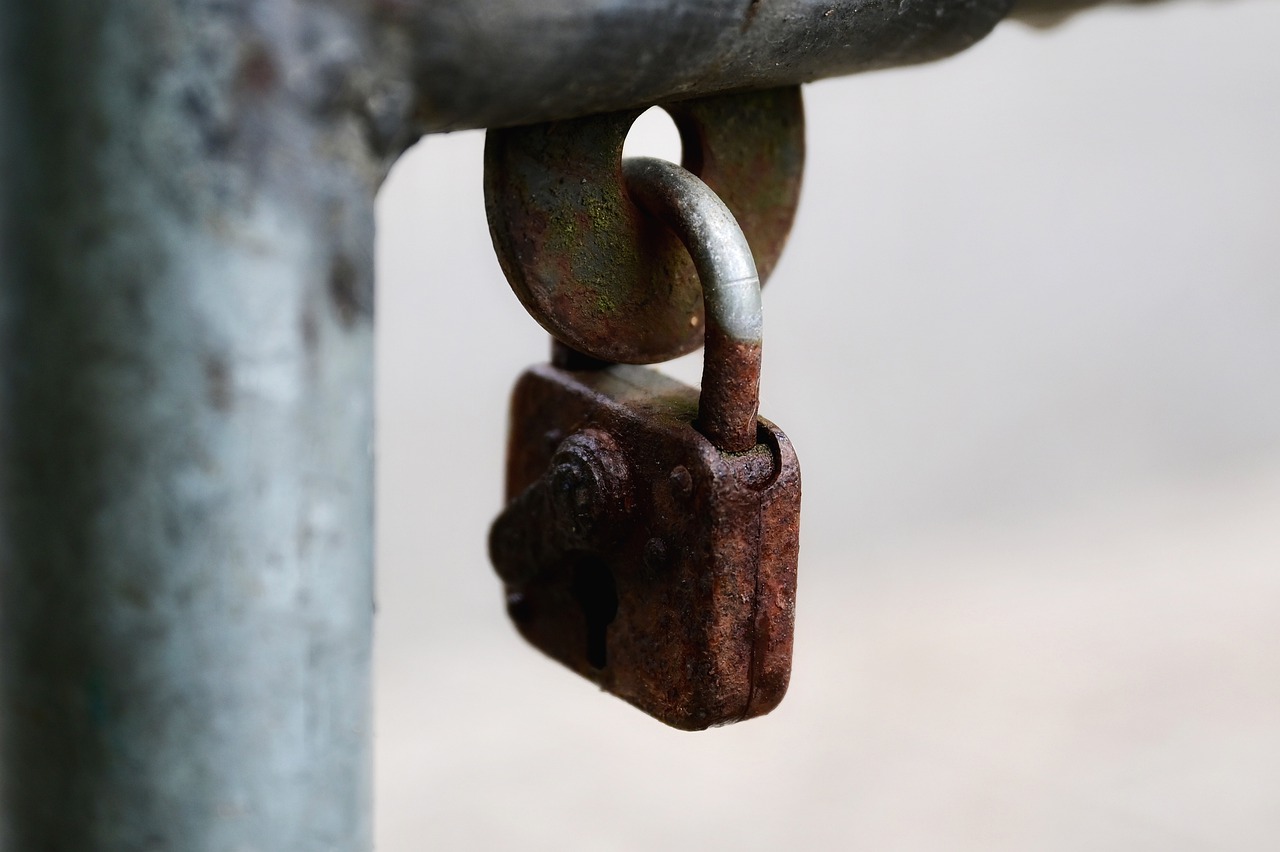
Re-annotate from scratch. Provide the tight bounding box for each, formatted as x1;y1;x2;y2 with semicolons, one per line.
373;2;1280;848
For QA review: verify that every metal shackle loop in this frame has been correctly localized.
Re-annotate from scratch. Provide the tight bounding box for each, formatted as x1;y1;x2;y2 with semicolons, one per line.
622;157;762;453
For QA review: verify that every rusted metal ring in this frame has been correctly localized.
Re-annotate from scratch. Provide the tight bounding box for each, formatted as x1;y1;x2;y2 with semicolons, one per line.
484;87;804;364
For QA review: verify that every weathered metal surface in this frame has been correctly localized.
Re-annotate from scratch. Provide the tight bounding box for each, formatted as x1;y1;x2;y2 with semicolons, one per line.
489;363;801;730
383;0;1192;138
402;0;1014;133
623;156;764;451
0;3;377;849
485;88;803;364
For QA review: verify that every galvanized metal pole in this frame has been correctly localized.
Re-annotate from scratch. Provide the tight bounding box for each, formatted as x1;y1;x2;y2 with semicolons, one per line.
0;3;390;848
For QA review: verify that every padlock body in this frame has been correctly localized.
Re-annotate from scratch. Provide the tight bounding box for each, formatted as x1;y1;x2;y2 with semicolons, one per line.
490;363;800;730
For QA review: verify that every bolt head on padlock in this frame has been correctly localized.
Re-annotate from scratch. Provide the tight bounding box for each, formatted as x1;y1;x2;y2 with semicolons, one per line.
489;362;800;730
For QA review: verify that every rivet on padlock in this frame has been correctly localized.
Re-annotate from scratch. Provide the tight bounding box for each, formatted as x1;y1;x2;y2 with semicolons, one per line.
488;155;801;731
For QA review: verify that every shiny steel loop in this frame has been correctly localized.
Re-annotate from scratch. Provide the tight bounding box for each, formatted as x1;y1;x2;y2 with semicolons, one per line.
622;157;762;344
623;157;762;453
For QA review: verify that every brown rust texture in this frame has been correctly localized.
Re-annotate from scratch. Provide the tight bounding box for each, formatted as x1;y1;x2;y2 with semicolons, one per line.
699;335;762;453
489;363;800;730
483;87;804;365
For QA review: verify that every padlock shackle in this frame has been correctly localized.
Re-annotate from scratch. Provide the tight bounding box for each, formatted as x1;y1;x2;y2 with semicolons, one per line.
622;157;762;452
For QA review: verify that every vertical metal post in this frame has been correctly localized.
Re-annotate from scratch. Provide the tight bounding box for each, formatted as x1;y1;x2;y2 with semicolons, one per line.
0;4;376;848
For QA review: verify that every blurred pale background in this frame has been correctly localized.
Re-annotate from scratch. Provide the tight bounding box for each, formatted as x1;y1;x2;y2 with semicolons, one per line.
374;3;1279;849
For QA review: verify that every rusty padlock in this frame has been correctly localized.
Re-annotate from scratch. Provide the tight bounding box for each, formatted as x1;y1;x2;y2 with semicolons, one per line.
488;158;801;730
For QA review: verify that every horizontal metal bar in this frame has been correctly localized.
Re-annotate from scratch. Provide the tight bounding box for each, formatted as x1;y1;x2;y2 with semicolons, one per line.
407;0;1015;132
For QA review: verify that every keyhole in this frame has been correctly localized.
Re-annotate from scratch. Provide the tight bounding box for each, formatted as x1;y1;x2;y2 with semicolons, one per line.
571;557;618;670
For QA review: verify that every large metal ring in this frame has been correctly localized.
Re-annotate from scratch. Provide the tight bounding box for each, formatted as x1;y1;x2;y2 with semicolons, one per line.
484;87;804;364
